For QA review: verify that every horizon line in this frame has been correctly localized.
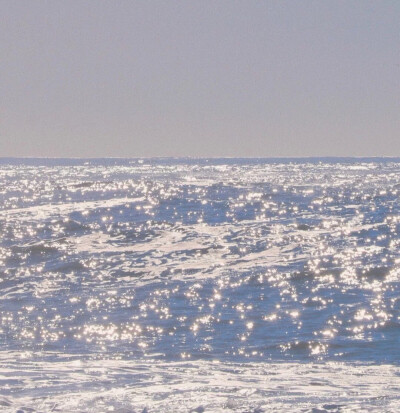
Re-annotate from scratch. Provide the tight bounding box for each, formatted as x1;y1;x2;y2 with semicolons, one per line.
2;155;400;160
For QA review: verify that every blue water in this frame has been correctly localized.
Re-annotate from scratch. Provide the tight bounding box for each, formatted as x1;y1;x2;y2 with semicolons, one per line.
2;158;400;412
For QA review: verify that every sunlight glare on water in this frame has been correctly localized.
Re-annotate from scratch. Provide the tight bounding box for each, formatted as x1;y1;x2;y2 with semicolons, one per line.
2;158;400;412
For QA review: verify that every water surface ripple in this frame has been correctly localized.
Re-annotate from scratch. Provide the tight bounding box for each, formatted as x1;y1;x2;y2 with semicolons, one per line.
1;158;400;412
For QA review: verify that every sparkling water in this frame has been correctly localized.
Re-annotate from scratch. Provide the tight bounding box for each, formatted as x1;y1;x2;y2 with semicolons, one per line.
1;158;400;412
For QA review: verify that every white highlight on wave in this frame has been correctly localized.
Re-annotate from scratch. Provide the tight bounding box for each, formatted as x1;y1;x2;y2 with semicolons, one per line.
0;355;399;412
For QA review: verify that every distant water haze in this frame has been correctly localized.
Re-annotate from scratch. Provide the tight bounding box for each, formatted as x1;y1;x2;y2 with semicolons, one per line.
1;1;399;157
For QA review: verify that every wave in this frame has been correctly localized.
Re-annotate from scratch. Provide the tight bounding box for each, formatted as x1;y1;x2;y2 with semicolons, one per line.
0;356;399;412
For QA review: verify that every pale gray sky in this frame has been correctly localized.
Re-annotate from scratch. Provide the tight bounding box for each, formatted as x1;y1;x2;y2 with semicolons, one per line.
1;0;399;157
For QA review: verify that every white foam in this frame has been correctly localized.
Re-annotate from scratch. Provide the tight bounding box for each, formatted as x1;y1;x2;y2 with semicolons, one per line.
1;356;399;412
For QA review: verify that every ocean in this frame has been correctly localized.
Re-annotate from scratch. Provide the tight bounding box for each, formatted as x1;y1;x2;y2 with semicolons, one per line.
1;158;400;412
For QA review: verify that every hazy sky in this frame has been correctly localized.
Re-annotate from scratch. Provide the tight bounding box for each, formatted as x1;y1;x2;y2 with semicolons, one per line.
1;1;399;157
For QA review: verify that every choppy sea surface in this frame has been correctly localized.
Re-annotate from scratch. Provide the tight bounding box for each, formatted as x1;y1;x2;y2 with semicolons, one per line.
2;158;400;412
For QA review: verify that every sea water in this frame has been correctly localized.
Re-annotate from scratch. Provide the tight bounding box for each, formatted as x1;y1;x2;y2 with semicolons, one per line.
1;158;400;412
